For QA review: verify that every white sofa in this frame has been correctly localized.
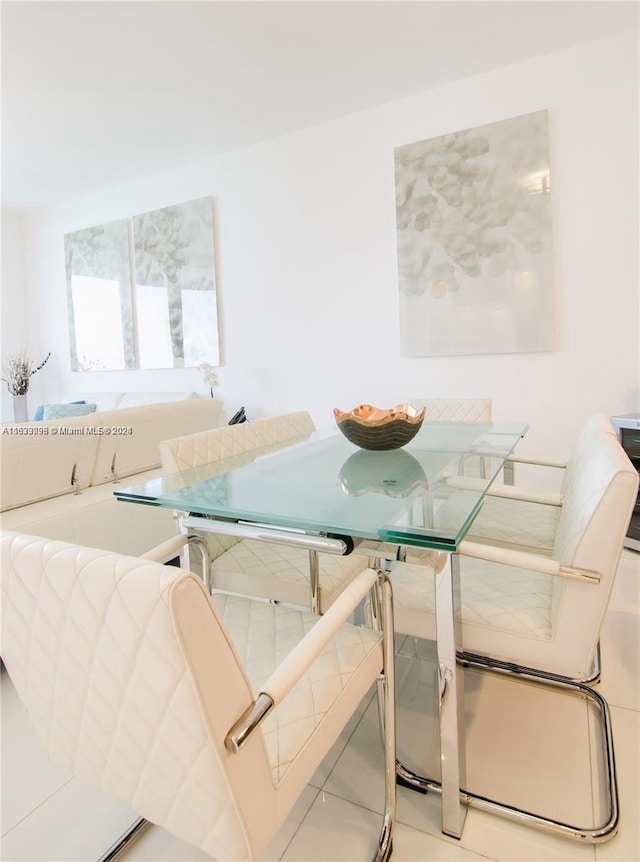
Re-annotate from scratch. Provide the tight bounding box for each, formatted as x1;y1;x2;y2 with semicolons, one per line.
59;391;201;412
0;399;224;556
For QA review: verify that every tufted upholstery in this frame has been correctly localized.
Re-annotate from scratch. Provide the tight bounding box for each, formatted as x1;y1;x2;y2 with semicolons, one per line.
392;423;638;680
465;413;618;553
1;532;386;861
213;592;382;783
465;496;560;554
160;411;316;475
412;398;492;424
160;412;368;611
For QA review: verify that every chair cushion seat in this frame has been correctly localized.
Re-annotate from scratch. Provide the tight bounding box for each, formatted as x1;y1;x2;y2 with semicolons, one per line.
211;539;368;608
213;593;381;783
465;495;560;554
392;557;555;641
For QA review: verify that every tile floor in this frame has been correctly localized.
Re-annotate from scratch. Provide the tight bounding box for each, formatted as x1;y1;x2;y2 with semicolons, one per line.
2;550;639;862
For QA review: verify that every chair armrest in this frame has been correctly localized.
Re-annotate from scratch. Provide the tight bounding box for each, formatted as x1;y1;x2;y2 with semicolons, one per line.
458;540;600;583
141;534;189;563
225;567;380;753
505;454;567;470
443;475;563;506
486;484;563;507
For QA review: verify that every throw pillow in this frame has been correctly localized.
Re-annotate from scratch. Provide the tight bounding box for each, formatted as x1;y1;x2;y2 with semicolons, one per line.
34;400;85;421
42;403;97;420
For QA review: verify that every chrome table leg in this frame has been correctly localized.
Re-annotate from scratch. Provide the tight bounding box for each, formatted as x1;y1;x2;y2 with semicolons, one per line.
434;552;467;838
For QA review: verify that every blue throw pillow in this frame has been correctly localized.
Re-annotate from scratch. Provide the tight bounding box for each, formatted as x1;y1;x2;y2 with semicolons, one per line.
42;402;96;420
34;399;85;421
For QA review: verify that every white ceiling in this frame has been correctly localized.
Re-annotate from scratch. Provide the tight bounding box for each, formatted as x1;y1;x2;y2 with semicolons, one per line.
2;1;638;211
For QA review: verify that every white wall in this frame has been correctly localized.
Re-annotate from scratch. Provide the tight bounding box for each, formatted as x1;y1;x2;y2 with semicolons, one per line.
1;211;29;420
10;31;639;460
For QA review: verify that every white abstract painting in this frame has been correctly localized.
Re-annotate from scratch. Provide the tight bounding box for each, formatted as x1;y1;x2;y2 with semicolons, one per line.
395;111;554;356
64;219;135;371
133;197;219;369
65;197;220;372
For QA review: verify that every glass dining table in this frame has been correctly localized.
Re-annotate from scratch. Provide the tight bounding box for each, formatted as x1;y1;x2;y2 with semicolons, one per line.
115;419;528;840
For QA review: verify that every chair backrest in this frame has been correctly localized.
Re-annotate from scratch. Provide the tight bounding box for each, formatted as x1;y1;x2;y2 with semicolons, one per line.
159;411;316;558
0;531;279;861
550;427;638;675
159;410;316;475
560;412;617;495
411;398;492;424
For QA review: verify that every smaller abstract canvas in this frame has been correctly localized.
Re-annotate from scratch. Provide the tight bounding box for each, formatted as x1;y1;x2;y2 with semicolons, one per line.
64;219;135;371
133;197;219;369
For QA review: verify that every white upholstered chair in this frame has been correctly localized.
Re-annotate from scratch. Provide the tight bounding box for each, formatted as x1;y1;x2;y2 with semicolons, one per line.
389;423;637;841
1;531;396;862
159;412;368;613
411;397;492;424
464;413;618;553
412;398;493;483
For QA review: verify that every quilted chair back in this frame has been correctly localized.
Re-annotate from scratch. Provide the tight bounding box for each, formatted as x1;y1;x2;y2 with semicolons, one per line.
411;398;492;423
559;413;617;495
159;411;316;475
549;427;638;676
159;411;316;560
0;531;279;861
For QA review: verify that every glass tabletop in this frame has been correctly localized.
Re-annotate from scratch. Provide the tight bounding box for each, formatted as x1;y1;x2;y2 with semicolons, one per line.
115;421;527;550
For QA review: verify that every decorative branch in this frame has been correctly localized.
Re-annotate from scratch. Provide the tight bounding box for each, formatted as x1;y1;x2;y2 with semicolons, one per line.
1;351;51;396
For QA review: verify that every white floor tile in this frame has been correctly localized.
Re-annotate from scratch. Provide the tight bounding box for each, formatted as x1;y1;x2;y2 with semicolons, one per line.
111;784;320;862
325;655;598;830
594;706;640;862
323;695;446;837
459;807;596;862
100;822;210;862
597;612;640;711
609;551;640;615
1;681;73;835
260;785;320;862
463;669;595;826
0;777;138;862
281;790;488;862
309;687;374;789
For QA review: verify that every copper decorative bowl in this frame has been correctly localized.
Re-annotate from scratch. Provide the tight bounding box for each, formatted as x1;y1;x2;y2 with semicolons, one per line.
333;403;426;451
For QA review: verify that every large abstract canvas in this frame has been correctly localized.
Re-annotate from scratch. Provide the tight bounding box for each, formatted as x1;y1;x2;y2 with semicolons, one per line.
64;197;220;372
133;197;219;369
64;219;135;371
395;111;554;356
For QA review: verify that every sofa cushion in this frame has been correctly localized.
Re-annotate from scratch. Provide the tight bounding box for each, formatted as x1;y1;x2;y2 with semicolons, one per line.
63;392;124;411
42;403;97;420
117;391;199;409
90;399;225;485
0;416;100;510
0;466;177;555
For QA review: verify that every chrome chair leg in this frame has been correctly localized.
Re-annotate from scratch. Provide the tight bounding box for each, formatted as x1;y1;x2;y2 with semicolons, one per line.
396;652;619;844
96;817;150;862
458;640;601;686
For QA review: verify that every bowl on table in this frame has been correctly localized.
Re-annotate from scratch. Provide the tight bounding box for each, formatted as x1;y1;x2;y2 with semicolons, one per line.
333;403;426;451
